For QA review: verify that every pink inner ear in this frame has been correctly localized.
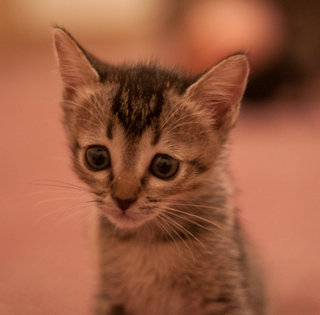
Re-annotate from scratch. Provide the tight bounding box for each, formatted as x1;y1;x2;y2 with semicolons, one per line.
186;54;249;131
53;28;99;92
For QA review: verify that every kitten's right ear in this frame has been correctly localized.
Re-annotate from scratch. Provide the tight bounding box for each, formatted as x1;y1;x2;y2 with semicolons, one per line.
53;27;100;92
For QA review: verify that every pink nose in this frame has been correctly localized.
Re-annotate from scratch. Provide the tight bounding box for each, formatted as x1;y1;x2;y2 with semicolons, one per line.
112;197;136;211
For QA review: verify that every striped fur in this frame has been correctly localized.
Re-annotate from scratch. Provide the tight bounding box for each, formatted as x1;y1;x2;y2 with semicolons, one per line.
53;27;265;315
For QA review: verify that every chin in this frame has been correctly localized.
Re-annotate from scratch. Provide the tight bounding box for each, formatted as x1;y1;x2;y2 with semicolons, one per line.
101;208;152;229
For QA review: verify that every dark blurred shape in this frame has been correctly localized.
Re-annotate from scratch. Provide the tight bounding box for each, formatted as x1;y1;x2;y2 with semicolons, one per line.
246;0;320;101
277;0;320;77
245;54;305;102
163;0;320;102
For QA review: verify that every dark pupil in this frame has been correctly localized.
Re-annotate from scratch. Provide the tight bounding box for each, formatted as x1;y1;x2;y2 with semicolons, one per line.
156;156;172;174
91;149;106;166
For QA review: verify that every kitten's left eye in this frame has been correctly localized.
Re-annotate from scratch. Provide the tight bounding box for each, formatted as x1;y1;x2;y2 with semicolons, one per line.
150;154;179;180
85;145;110;171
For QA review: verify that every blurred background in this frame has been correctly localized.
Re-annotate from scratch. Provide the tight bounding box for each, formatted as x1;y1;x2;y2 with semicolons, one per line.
0;0;319;314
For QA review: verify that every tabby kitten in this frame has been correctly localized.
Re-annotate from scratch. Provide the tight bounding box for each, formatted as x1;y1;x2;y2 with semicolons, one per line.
53;27;264;315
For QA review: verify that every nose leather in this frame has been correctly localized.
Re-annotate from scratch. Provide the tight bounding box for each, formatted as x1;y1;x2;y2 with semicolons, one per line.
113;197;136;211
111;174;140;211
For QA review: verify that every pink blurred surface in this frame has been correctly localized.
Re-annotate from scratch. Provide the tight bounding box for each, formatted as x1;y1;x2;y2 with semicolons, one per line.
0;45;320;314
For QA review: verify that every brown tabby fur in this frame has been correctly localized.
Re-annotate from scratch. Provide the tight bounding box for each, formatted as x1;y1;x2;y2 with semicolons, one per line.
53;26;264;315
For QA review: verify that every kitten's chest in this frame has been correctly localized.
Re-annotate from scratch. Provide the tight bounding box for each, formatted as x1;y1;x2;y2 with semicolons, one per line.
100;240;200;314
102;240;187;285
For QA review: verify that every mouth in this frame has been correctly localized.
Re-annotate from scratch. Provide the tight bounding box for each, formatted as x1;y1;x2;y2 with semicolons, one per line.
100;207;149;229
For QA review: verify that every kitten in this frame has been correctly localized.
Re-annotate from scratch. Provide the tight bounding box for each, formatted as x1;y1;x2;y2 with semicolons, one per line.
53;26;264;315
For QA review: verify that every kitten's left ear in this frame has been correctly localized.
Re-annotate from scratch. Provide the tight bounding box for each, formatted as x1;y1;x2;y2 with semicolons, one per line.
185;54;249;131
53;26;100;93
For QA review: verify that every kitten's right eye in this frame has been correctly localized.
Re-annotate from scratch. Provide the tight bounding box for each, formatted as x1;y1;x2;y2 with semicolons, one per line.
85;145;110;171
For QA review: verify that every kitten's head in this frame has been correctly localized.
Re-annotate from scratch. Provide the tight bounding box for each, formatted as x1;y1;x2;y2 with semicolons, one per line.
53;27;249;230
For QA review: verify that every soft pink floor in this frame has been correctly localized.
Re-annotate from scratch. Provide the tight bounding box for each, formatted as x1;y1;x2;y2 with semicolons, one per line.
1;46;319;314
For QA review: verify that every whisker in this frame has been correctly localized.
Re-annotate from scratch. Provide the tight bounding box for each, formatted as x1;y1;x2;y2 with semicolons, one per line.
31;196;89;209
167;113;202;129
31;183;88;193
160;105;183;130
156;215;195;261
161;110;203;132
153;216;183;256
169;198;217;205
161;206;224;232
31;179;88;191
54;204;91;225
33;200;91;225
27;189;87;197
169;201;222;211
64;99;105;126
160;104;194;133
157;212;207;249
152;217;171;242
168;121;202;132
